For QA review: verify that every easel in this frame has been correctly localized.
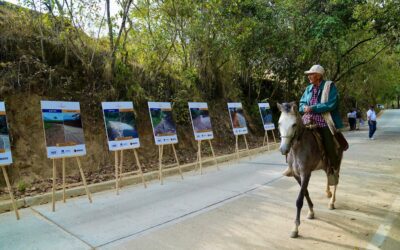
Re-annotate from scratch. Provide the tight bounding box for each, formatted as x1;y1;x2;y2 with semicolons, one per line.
158;143;183;184
114;148;146;195
51;156;92;212
263;129;277;151
1;164;19;220
195;139;218;174
235;134;250;159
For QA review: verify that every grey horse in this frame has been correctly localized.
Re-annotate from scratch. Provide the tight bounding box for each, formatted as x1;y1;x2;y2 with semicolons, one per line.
277;102;343;238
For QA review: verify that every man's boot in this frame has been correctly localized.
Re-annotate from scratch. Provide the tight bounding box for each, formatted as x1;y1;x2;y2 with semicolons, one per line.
282;167;293;177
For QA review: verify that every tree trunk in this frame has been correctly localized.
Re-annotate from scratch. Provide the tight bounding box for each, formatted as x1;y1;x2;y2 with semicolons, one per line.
106;0;114;77
31;0;46;63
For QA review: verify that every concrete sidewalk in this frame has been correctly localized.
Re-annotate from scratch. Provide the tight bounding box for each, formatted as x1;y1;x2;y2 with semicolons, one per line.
0;148;287;250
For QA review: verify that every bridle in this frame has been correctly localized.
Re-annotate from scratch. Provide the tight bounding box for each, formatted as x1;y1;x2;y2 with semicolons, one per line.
280;122;300;144
279;124;298;162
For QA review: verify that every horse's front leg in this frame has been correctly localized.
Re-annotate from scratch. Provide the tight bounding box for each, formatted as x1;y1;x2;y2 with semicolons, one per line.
294;175;314;219
329;185;337;209
291;173;311;238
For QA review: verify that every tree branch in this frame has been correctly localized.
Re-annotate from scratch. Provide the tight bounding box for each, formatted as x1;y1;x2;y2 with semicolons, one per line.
334;44;390;82
340;35;378;59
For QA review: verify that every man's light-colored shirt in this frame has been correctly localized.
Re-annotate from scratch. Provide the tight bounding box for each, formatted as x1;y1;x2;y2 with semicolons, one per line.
347;111;356;118
367;109;376;121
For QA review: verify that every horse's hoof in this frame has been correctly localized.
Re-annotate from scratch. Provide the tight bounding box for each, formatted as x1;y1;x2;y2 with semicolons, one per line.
290;231;299;238
307;212;315;219
326;191;332;198
329;203;335;210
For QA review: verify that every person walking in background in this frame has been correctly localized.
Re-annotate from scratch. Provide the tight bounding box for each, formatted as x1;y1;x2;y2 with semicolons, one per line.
351;109;357;130
367;105;377;140
347;109;356;130
356;109;363;130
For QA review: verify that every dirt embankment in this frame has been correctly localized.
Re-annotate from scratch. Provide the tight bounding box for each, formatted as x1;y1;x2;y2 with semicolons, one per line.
0;93;268;199
0;2;270;199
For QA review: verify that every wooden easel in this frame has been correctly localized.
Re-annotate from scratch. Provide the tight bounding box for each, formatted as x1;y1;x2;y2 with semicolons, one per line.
195;139;218;174
158;143;183;185
114;148;146;195
1;164;19;220
263;129;277;151
51;156;92;212
235;134;250;159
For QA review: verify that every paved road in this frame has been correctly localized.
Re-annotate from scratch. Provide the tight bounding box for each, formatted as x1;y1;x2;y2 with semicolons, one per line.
0;110;399;250
192;115;212;131
63;125;85;144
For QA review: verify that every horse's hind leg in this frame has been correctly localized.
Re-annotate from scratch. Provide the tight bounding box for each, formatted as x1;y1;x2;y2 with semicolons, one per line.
326;181;332;198
329;185;337;209
294;175;314;219
291;174;311;238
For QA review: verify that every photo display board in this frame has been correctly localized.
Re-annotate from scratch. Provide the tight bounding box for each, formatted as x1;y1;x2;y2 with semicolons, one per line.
188;102;213;141
102;102;140;151
258;103;275;130
227;102;248;135
148;102;178;145
0;102;12;165
41;101;86;158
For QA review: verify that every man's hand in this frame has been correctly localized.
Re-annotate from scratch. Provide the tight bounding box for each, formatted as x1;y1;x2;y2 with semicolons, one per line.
304;106;312;113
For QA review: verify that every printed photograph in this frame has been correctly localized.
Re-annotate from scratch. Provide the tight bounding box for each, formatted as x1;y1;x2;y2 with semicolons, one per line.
190;108;212;133
229;107;247;128
43;111;65;147
260;106;273;125
62;112;85;146
104;110;139;141
150;108;177;136
0;115;11;152
42;111;85;147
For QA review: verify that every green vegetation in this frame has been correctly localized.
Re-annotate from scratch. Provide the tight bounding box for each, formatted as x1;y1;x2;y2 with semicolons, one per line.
17;180;26;192
1;0;399;113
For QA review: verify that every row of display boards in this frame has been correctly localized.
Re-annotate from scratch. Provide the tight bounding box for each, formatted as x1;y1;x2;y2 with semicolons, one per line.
0;101;277;219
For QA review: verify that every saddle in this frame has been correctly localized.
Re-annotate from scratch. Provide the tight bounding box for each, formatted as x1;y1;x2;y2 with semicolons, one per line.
306;126;348;186
305;123;348;152
307;127;327;165
306;128;336;185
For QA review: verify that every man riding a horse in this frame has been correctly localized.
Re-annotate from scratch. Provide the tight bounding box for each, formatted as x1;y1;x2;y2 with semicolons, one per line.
277;64;349;238
282;64;347;183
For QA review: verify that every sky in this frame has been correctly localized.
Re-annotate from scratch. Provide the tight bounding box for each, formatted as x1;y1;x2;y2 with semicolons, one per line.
4;0;121;35
4;0;120;14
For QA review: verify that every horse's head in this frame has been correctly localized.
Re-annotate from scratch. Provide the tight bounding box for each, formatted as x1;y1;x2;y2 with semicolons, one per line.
277;102;300;155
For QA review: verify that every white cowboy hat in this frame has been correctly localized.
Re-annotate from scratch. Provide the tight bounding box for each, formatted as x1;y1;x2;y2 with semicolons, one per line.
304;65;325;75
